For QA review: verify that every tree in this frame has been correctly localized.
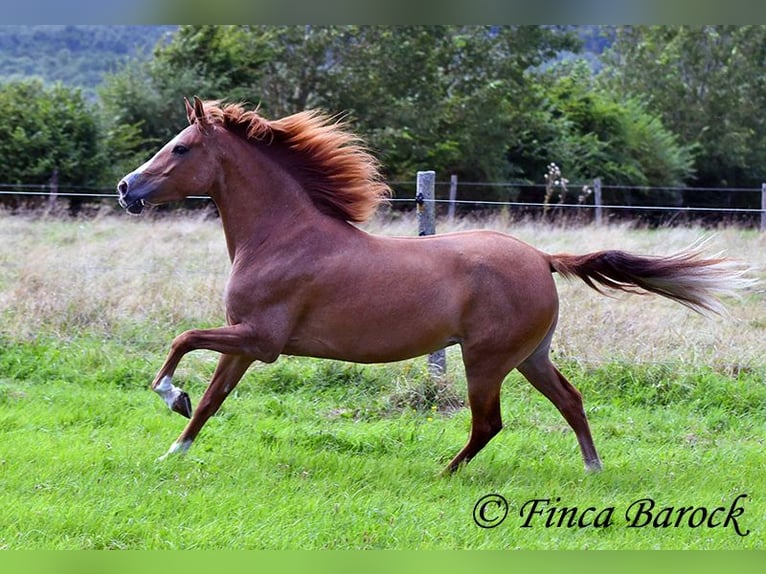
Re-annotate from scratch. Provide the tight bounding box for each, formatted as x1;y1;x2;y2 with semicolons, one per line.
244;25;343;117
319;26;581;188
98;25;277;180
150;25;274;105
0;80;105;192
599;25;766;189
545;61;693;187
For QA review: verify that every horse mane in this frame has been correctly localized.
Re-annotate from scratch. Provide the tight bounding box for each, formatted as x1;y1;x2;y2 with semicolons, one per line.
200;101;391;223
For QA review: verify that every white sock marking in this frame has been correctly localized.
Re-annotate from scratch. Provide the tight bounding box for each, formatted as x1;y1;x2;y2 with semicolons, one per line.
155;375;183;410
158;439;193;461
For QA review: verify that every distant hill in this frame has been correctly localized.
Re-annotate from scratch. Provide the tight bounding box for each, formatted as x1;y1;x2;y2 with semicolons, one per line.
0;25;177;96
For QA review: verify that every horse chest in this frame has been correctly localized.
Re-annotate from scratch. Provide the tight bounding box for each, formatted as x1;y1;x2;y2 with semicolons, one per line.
222;263;308;325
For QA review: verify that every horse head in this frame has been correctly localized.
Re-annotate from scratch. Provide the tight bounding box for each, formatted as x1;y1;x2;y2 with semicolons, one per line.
117;96;218;214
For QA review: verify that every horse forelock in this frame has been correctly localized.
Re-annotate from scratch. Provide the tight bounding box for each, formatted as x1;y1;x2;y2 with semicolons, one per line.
200;100;391;223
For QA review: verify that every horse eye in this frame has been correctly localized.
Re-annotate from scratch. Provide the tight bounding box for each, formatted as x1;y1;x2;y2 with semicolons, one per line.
172;144;189;155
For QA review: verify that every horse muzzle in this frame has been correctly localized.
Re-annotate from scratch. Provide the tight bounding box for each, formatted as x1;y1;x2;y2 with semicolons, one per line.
117;172;151;215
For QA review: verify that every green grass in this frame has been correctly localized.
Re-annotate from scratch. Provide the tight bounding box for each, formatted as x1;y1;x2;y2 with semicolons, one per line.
1;336;763;549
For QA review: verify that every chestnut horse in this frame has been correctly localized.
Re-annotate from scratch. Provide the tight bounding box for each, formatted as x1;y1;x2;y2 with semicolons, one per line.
118;97;749;473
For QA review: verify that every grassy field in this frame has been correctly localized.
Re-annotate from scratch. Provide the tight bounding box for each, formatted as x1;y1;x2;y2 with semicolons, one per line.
0;210;764;549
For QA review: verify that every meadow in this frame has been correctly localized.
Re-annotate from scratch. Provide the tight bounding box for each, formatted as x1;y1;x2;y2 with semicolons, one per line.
0;209;764;549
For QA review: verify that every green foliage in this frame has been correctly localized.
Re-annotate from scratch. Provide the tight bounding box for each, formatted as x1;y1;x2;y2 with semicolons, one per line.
95;60;175;184
0;80;105;188
599;25;766;188
6;25;766;203
315;26;581;184
99;25;582;190
150;25;275;105
111;24;695;199
532;61;695;205
97;26;277;181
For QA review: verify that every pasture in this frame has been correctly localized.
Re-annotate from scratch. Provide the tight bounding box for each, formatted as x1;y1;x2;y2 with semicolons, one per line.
0;210;764;549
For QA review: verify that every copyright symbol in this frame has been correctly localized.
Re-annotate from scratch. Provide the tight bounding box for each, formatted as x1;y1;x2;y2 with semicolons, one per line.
473;493;508;528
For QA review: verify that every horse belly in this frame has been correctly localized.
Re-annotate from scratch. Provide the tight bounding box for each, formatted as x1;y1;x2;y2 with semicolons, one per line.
284;282;464;363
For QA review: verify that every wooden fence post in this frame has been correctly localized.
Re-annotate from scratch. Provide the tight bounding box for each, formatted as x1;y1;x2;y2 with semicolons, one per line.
416;170;447;378
761;183;766;232
594;177;602;226
448;174;458;222
45;168;59;216
416;171;436;236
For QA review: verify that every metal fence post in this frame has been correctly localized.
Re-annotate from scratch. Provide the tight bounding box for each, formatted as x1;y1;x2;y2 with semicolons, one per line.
416;170;447;378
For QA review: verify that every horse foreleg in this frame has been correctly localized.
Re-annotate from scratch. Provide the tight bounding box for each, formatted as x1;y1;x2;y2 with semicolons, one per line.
160;353;254;459
151;323;263;418
517;352;602;472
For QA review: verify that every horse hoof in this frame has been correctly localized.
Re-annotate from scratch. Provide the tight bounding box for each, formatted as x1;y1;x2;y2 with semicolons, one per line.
585;459;603;473
171;391;193;418
157;439;193;461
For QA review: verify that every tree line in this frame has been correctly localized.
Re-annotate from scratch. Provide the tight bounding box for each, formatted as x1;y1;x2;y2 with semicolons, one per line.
1;25;764;214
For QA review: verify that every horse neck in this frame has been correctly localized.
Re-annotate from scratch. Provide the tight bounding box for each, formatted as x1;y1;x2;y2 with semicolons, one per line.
210;140;326;262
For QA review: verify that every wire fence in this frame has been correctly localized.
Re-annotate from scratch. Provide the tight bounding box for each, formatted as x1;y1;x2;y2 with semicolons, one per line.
1;178;765;228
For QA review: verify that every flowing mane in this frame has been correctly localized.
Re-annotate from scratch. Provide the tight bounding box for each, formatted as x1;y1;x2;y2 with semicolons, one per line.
198;101;391;222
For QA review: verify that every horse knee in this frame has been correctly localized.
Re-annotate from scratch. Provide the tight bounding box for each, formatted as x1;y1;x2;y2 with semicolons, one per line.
171;330;196;354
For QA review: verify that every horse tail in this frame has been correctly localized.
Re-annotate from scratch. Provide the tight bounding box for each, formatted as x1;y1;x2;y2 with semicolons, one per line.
547;246;754;316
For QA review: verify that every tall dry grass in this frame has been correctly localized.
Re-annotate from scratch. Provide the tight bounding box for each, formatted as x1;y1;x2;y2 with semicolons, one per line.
1;209;764;369
0;211;229;343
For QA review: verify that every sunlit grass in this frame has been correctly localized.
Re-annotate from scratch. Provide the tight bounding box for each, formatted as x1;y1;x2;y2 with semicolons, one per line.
0;336;763;549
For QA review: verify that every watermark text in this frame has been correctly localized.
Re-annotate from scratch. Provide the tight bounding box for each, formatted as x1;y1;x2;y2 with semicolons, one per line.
472;493;750;537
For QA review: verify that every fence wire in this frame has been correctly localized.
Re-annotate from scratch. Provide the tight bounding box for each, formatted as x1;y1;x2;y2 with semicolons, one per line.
1;186;764;216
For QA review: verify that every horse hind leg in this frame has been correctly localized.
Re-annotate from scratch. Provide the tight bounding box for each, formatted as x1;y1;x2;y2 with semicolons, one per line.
444;358;507;474
517;350;602;472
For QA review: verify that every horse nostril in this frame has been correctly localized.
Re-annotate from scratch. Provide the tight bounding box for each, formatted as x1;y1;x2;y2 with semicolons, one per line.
117;179;128;196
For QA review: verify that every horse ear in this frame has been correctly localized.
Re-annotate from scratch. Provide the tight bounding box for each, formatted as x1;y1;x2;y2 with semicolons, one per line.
184;97;195;125
192;96;210;132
